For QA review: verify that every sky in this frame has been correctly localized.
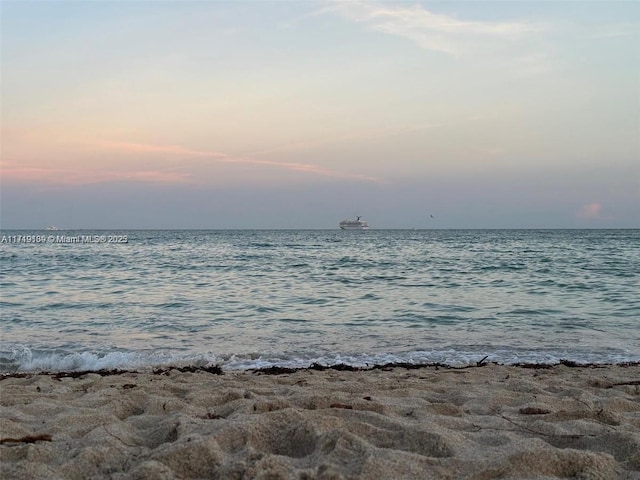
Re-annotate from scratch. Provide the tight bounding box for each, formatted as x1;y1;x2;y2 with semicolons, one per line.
1;0;638;229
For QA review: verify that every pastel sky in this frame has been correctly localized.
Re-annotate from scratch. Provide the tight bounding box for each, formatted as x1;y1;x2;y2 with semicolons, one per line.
1;0;638;229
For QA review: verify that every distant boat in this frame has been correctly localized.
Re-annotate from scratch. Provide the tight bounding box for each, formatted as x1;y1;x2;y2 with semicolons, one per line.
339;216;369;230
45;226;59;231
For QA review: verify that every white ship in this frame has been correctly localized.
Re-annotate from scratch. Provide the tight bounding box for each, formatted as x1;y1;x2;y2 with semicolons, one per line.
339;216;369;230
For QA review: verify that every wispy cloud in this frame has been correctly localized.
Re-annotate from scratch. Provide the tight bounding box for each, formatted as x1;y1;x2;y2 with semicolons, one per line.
0;160;193;185
323;1;541;56
2;130;383;186
98;140;383;183
586;24;638;40
96;141;228;159
246;122;445;157
246;116;487;158
0;139;382;185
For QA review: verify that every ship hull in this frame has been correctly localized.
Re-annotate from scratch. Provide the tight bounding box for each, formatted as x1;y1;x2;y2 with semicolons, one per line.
339;225;369;230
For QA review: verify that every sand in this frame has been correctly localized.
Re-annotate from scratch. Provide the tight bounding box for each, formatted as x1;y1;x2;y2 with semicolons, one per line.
1;363;639;479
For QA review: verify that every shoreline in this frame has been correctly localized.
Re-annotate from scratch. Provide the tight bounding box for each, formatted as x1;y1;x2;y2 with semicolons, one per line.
3;359;640;379
2;363;639;479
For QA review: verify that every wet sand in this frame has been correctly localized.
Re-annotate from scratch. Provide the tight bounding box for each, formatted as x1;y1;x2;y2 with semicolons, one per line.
1;363;639;479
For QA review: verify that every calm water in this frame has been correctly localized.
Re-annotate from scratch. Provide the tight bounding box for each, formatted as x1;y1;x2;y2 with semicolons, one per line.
1;229;638;372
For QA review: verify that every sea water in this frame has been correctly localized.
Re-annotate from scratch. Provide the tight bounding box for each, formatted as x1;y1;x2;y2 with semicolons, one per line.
1;229;638;373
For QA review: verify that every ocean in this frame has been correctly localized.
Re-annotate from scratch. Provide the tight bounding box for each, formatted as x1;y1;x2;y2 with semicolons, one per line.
0;229;638;373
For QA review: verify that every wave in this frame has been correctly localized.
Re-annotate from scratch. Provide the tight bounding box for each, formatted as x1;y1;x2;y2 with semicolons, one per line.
0;347;217;374
2;345;639;374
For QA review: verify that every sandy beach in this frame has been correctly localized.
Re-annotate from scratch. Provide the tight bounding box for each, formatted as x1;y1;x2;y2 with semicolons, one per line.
1;363;639;479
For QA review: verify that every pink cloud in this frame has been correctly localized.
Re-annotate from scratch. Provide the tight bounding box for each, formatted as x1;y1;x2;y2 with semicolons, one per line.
2;134;383;186
93;170;193;184
95;139;383;183
0;160;192;185
0;162;61;182
576;202;603;219
97;141;228;159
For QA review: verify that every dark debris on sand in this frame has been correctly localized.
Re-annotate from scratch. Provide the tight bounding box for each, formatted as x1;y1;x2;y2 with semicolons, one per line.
152;365;223;375
1;360;638;380
0;365;223;381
